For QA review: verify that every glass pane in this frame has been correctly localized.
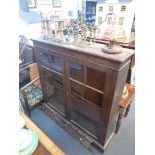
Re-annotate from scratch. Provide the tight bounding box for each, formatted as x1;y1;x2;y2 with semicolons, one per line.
45;82;65;114
87;68;105;92
70;80;85;96
71;95;98;136
50;55;62;73
69;62;84;82
99;7;103;12
42;67;63;87
40;52;49;67
85;87;103;106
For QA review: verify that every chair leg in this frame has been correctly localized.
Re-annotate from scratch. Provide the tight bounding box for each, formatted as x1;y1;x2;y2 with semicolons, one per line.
41;102;46;111
22;91;31;117
115;108;124;134
26;108;31;117
124;103;131;117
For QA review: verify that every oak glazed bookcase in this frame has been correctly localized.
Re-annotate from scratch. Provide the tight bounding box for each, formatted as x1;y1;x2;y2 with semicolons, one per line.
32;38;134;152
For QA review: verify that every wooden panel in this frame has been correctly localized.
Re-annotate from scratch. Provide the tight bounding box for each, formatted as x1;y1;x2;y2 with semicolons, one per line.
85;87;103;107
71;109;98;137
33;41;125;70
98;70;119;145
32;38;134;64
71;95;100;123
87;67;105;92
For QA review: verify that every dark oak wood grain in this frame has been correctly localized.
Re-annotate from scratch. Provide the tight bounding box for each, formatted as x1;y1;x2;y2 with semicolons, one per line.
32;37;134;152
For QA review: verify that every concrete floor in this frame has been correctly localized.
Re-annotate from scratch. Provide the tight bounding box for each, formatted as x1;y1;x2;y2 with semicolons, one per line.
29;101;135;155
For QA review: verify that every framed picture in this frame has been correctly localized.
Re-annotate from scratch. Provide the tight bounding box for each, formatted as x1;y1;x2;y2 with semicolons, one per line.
53;0;61;7
27;0;36;8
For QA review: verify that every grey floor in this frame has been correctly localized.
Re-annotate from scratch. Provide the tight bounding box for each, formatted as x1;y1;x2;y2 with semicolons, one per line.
29;101;135;155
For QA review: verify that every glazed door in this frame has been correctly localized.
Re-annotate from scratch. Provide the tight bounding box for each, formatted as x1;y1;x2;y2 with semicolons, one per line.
39;49;66;116
66;57;107;137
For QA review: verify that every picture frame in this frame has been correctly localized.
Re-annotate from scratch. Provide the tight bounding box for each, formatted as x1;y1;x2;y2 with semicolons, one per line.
27;0;36;8
53;0;61;7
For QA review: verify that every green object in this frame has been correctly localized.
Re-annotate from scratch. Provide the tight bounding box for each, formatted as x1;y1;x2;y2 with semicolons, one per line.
19;84;43;107
19;129;38;155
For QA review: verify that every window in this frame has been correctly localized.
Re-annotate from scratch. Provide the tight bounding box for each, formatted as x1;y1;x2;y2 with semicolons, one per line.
53;0;61;7
121;5;126;12
99;6;103;12
91;6;96;14
68;10;73;17
107;17;112;25
118;17;124;25
98;17;102;24
109;5;114;12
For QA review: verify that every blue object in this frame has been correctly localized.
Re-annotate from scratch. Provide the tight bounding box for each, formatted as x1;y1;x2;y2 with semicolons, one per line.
19;0;29;12
85;0;97;25
19;10;41;24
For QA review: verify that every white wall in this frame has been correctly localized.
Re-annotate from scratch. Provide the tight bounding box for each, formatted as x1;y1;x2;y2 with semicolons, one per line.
62;0;79;19
19;0;80;41
19;17;41;44
96;0;135;41
29;0;79;20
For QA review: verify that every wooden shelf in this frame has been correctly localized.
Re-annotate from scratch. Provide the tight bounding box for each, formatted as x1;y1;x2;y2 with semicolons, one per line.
32;37;134;152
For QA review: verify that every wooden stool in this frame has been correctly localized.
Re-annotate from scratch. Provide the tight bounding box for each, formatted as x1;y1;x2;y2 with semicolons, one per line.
115;84;135;134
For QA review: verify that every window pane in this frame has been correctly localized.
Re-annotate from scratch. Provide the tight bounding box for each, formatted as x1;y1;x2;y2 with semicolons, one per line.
40;52;49;67
50;55;62;73
69;62;84;82
70;80;85;96
118;17;124;25
121;5;126;12
107;17;112;25
99;6;103;12
45;82;65;114
98;17;102;24
42;67;63;87
109;5;114;12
